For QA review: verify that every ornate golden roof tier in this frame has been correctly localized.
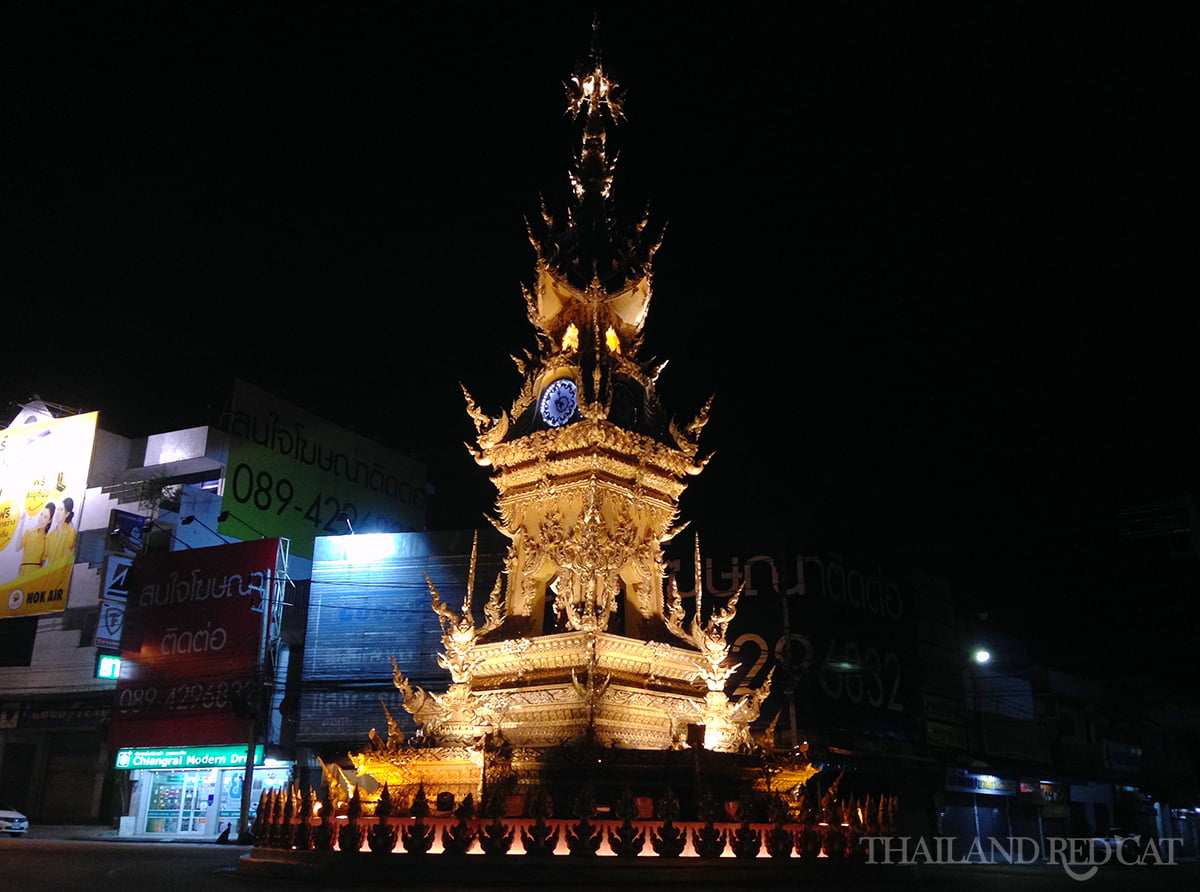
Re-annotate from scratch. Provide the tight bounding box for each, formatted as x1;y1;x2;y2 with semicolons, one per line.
347;746;483;804
481;682;703;750
467;631;713;748
485;419;704;501
470;631;706;695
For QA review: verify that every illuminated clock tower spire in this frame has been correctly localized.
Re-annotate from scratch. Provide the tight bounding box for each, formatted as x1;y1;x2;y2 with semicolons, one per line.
362;32;771;768
463;31;708;645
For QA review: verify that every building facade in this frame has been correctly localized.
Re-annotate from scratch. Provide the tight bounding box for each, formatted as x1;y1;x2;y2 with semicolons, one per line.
0;392;426;837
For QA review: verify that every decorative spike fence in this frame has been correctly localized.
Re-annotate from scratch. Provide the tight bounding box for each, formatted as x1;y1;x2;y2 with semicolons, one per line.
247;784;898;861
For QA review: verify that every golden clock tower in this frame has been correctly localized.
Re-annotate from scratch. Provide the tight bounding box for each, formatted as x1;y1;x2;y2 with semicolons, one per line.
347;34;772;802
465;41;704;646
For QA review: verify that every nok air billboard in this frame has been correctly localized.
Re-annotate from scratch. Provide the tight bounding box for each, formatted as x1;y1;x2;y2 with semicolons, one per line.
0;412;97;619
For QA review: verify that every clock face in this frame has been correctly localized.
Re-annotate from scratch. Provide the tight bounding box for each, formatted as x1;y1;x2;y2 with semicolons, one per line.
539;378;578;427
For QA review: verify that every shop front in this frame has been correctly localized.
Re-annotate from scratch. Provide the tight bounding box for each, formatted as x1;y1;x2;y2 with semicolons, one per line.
1012;778;1069;845
0;696;111;823
115;744;289;838
107;540;292;839
940;768;1018;858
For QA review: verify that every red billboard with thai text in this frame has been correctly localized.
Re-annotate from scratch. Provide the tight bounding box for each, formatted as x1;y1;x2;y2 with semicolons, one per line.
108;538;280;749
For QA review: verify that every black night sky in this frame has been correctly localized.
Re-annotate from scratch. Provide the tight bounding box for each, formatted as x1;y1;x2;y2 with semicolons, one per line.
8;6;1199;684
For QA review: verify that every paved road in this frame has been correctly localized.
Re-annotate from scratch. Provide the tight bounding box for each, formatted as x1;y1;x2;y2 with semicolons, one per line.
3;837;1198;891
0;839;246;892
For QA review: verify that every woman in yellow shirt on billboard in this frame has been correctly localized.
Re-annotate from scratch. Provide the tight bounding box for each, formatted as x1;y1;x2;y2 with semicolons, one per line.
46;496;77;567
17;502;54;576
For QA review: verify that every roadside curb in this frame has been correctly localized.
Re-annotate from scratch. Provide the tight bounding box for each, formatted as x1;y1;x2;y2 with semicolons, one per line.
23;825;250;845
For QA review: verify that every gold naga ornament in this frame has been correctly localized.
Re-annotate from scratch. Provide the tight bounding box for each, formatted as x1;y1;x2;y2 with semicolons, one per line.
344;31;774;805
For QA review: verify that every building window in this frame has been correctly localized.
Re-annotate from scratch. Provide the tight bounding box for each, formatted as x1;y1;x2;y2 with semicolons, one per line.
0;616;38;666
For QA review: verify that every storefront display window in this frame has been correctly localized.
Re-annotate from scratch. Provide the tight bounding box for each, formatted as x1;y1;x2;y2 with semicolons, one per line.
134;766;290;837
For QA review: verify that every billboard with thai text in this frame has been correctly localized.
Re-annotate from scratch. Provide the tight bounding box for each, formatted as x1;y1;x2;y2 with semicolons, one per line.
217;381;426;559
108;538;281;749
0;412;96;619
663;548;924;751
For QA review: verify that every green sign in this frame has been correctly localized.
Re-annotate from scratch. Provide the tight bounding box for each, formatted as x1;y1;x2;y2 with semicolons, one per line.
114;744;264;770
218;381;427;558
95;653;121;679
